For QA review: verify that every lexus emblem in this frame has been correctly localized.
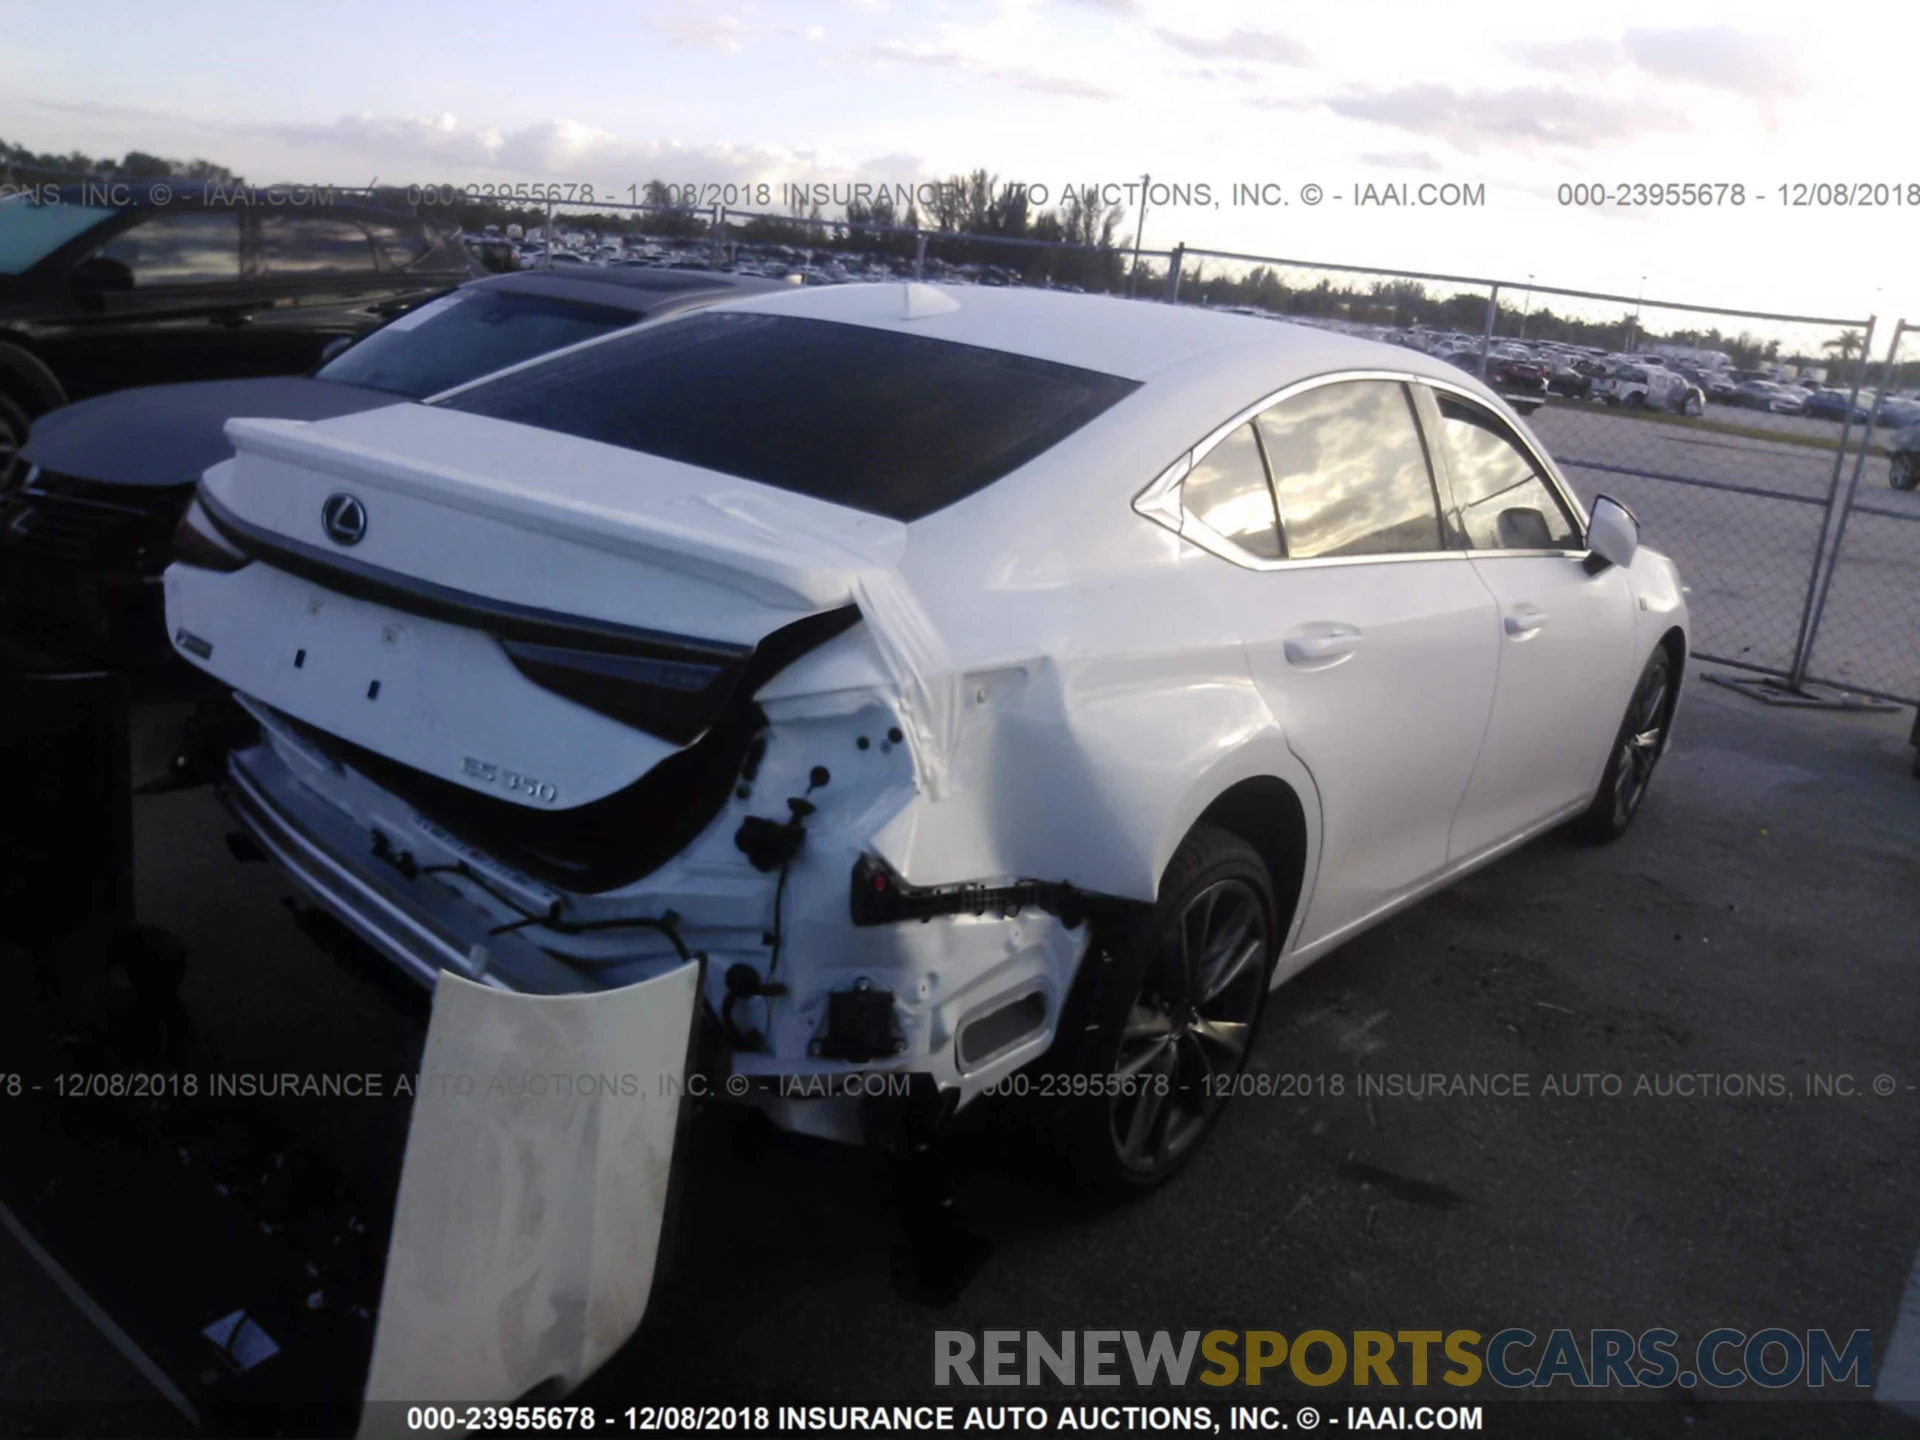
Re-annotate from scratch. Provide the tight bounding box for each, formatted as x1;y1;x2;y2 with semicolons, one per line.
321;493;367;547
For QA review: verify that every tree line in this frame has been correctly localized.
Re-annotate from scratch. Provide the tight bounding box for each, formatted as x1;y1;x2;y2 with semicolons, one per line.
1;141;1880;381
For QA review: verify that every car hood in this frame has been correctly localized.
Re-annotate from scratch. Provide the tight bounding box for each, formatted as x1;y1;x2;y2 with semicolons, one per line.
22;377;405;488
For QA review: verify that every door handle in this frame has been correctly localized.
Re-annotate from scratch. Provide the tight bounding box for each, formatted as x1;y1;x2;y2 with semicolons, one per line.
1284;622;1364;669
211;309;254;329
1503;605;1550;637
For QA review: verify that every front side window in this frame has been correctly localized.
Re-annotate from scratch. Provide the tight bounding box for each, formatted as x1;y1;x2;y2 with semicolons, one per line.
260;214;379;275
93;210;241;285
0;198;117;275
1182;422;1280;559
1254;379;1442;559
1431;394;1580;551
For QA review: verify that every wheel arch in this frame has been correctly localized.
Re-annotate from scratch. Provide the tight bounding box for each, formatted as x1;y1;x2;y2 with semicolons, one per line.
1193;776;1312;960
0;337;67;415
1151;734;1322;962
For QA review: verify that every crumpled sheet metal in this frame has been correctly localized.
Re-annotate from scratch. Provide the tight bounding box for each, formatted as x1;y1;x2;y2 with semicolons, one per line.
359;962;698;1428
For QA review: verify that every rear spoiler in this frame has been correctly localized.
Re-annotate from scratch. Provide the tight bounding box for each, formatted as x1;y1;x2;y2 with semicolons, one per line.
221;416;876;611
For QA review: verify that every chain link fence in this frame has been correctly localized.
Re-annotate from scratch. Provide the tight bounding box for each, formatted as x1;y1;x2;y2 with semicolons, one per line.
15;171;1890;698
1799;320;1920;704
481;196;1888;691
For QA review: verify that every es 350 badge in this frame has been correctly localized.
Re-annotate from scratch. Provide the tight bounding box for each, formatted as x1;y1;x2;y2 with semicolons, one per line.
461;756;559;804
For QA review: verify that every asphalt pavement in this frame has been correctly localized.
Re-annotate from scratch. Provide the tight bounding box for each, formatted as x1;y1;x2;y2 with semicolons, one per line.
1;671;1917;1438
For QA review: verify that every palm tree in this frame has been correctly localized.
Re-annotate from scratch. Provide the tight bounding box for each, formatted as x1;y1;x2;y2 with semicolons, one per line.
1823;331;1865;367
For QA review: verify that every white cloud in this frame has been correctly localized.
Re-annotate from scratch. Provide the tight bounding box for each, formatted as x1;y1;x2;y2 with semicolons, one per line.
1326;83;1688;153
858;40;1116;99
1153;27;1311;67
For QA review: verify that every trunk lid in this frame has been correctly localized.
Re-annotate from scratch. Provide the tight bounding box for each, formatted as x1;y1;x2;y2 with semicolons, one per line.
167;405;897;830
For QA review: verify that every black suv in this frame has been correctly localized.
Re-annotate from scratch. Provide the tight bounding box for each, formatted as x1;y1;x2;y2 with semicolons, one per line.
0;182;477;482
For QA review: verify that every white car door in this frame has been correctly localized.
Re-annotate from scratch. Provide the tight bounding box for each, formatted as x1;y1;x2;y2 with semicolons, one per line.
1415;386;1641;861
1182;379;1500;950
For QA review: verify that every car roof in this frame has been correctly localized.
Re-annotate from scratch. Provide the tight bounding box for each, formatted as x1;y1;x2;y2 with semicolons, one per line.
468;266;784;315
711;281;1493;394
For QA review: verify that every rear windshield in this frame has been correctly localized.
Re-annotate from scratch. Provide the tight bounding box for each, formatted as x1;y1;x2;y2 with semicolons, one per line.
318;287;637;398
438;310;1141;521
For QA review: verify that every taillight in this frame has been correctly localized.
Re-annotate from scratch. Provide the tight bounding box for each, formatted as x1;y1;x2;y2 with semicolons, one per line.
171;498;252;573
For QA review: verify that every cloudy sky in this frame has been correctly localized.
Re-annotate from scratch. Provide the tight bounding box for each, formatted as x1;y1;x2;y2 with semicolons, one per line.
3;0;1913;337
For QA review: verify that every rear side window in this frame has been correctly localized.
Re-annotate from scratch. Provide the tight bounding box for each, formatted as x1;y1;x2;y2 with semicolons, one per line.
362;218;432;270
440;311;1140;521
1182;422;1280;559
1431;395;1579;551
1254;380;1442;559
260;215;378;275
322;288;636;398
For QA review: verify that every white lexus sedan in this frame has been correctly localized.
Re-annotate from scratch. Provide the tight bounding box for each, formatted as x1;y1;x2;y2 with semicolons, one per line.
165;283;1687;1196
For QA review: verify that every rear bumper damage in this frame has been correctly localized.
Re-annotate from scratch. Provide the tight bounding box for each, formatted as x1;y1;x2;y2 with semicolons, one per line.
220;701;1105;1138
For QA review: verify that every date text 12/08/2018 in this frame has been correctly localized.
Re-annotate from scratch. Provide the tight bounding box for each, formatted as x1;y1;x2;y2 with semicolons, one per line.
1560;181;1920;206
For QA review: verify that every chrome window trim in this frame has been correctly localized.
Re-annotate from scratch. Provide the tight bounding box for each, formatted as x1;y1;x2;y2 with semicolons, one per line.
1133;367;1593;572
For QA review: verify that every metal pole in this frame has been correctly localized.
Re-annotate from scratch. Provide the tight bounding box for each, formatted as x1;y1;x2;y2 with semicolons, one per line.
1519;274;1534;339
1163;243;1184;303
710;205;724;269
1127;173;1150;298
1477;283;1499;381
543;201;553;269
1791;317;1899;689
913;232;927;281
1787;315;1879;684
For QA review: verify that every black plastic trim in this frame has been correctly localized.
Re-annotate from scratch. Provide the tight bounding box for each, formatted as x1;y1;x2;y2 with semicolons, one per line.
195;484;753;665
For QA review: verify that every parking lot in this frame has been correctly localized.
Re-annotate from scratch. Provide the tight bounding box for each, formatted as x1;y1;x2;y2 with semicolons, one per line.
1522;401;1920;698
3;662;1916;1436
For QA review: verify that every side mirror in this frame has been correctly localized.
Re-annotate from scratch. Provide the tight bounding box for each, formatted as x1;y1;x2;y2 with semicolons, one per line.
1584;494;1639;573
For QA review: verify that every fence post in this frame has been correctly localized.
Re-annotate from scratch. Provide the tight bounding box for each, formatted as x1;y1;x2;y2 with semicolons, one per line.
543;201;554;269
1786;315;1877;684
913;232;927;282
1477;283;1499;381
1163;244;1185;304
1790;318;1902;689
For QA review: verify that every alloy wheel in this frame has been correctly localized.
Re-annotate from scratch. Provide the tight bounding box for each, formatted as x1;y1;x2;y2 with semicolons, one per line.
1611;659;1671;828
1109;878;1269;1176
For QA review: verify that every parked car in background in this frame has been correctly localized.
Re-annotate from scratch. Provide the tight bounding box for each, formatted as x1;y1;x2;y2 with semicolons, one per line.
1887;425;1920;490
1546;359;1595;399
1593;364;1697;413
0;267;778;664
1875;397;1920;431
1733;379;1807;414
1485;354;1548;412
0;183;479;488
1692;369;1740;403
1802;388;1870;423
167;283;1689;1196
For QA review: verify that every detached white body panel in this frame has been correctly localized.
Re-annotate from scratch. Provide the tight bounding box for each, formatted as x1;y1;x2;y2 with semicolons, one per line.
361;963;697;1422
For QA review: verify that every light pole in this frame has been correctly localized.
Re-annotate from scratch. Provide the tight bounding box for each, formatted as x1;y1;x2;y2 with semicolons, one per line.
1519;273;1534;339
1627;274;1645;351
1127;172;1150;298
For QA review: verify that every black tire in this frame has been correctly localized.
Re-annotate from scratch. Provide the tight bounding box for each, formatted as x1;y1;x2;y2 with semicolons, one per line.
0;384;34;495
1573;648;1675;843
1049;824;1278;1201
1623;392;1645;411
1890;453;1918;491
